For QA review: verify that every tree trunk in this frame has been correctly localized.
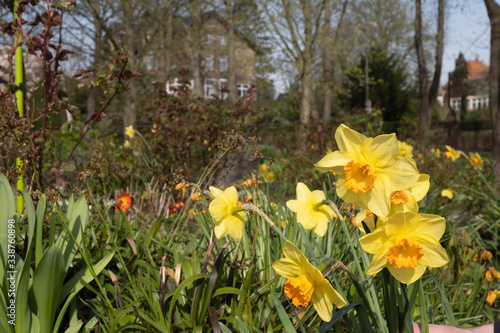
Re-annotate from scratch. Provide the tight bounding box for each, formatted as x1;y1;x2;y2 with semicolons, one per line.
427;0;444;110
415;0;430;135
86;0;101;120
225;0;236;102
322;0;348;123
485;0;500;154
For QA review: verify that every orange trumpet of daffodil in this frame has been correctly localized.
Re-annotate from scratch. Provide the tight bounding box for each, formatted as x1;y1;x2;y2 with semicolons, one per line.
286;182;335;237
359;211;449;284
272;241;346;321
208;186;247;241
315;125;420;217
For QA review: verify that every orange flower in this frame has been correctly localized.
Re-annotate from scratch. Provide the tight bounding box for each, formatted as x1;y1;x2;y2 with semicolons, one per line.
116;192;132;212
486;290;497;306
481;251;493;260
175;182;190;196
472;253;478;262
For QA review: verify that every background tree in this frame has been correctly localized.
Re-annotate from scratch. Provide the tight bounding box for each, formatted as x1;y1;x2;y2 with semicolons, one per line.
340;48;415;131
414;0;444;136
484;0;500;154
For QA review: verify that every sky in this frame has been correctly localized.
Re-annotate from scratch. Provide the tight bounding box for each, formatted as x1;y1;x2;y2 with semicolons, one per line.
441;1;491;85
271;1;492;94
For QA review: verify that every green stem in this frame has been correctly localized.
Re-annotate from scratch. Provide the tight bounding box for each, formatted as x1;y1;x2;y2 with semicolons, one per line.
14;0;25;215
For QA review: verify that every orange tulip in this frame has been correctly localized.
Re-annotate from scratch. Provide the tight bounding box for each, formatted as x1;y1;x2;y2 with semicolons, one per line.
116;192;132;212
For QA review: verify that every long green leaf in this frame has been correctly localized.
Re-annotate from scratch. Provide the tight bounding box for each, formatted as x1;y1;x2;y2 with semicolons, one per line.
272;291;297;333
56;196;89;271
427;269;456;326
33;247;65;333
317;304;356;333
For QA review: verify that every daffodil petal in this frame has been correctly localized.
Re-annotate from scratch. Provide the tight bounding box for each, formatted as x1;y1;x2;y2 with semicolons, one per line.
377;158;420;191
209;201;230;222
272;258;303;278
298;210;322;230
419;243;449;268
361;134;398;167
311;190;327;203
282;241;311;269
315;151;353;173
359;228;386;254
361;176;391;217
225;215;245;241
286;200;304;213
408;174;430;201
414;214;446;240
313;219;328;237
335;124;367;153
392;193;418;214
295;182;312;201
225;186;240;207
365;251;388;276
388;265;426;284
336;181;364;207
311;282;345;322
214;220;229;239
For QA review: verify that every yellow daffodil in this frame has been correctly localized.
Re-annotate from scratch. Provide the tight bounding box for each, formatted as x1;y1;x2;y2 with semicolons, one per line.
125;125;135;138
208;186;247;241
431;148;441;158
286;182;335;237
260;164;268;173
469;152;484;170
359;212;449;284
272;241;346;321
444;145;460;161
124;140;131;149
389;174;430;215
315;125;420;217
267;172;275;181
398;141;414;158
440;188;453;200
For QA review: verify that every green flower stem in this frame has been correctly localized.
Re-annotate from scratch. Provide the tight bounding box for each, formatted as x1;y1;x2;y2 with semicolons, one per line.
13;0;25;215
230;206;245;214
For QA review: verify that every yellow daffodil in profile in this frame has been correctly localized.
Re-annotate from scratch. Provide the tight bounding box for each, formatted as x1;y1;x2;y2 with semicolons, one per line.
469;152;484;170
359;212;449;284
389;174;430;215
286;182;335;237
125;125;135;138
398;141;414;158
440;188;453;200
272;241;346;321
444;145;460;161
354;209;377;235
315;125;420;217
208;186;247;241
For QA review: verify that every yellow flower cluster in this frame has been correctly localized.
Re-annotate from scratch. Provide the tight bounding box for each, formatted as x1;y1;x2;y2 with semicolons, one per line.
315;125;448;284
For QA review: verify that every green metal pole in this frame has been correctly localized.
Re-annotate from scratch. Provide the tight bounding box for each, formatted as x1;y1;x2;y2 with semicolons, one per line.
14;0;25;215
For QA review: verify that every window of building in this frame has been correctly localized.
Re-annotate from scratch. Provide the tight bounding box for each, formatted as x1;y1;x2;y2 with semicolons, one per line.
220;35;227;46
220;55;228;72
237;83;249;98
219;79;228;99
206;34;213;44
205;79;215;99
205;54;214;71
147;51;155;71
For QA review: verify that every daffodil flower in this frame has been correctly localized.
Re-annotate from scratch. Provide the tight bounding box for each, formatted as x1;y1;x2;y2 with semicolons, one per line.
469;152;483;170
354;209;377;235
444;145;460;161
315;125;420;217
359;212;449;284
125;125;135;138
398;141;414;158
286;182;335;237
389;173;430;214
272;241;346;321
208;186;247;241
440;188;453;200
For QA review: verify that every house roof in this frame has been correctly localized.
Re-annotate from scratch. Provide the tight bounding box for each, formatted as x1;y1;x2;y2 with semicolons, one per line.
467;59;488;80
